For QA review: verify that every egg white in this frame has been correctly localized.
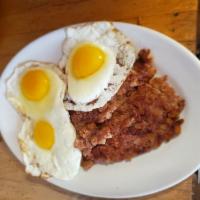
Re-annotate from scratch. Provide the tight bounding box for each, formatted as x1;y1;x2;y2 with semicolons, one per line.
59;22;136;111
18;107;81;180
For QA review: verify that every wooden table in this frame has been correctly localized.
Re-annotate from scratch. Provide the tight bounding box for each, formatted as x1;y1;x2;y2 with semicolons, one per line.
0;1;198;199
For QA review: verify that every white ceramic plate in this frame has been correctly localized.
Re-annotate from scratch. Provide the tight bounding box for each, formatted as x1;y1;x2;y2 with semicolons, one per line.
1;22;200;199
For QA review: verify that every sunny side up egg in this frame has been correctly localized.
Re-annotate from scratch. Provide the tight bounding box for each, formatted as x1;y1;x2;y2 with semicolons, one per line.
6;61;81;180
59;22;136;112
6;61;66;119
67;42;115;104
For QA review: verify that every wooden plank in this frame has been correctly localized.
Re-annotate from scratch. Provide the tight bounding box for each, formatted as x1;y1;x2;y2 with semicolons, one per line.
139;11;197;42
0;0;198;17
0;0;198;37
197;0;200;48
180;40;196;53
193;174;200;200
0;0;197;18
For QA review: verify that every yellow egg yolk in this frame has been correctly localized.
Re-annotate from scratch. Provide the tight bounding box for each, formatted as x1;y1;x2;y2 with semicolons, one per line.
20;69;50;101
71;44;105;79
33;120;55;150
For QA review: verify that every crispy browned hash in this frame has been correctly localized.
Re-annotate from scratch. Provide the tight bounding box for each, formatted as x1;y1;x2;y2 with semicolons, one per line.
70;49;185;170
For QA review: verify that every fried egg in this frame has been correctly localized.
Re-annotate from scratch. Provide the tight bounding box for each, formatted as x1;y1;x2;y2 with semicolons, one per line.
18;108;81;180
6;61;66;119
6;61;81;180
59;22;136;112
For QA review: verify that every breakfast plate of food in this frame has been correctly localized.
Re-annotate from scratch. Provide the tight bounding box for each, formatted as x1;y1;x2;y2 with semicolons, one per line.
0;21;200;198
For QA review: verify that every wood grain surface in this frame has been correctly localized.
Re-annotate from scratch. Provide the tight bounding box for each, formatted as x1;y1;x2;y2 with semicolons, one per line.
0;0;198;200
